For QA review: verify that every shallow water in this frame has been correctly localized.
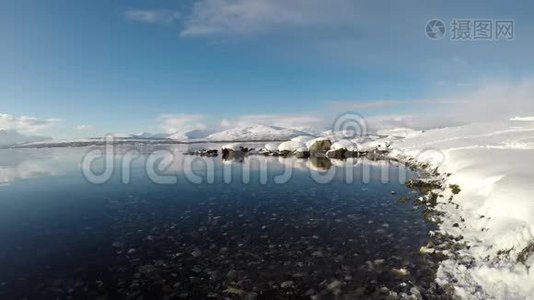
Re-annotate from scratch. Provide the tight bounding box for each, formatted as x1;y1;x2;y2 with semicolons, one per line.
0;145;442;299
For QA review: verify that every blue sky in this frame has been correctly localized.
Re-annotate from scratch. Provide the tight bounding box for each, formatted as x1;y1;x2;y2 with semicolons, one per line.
1;0;534;138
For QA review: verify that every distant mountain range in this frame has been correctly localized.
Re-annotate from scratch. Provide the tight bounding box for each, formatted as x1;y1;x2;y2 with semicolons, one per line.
0;129;50;147
203;124;310;141
130;125;312;142
1;125;315;148
167;129;214;140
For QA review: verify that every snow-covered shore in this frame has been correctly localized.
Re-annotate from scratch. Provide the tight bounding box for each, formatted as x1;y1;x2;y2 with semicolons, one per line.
389;119;534;299
246;120;534;299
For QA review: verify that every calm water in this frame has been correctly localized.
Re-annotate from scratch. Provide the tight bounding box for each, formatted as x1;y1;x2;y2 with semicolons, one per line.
0;145;441;299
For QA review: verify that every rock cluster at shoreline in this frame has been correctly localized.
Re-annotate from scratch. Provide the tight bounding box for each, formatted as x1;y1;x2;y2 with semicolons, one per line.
186;136;394;162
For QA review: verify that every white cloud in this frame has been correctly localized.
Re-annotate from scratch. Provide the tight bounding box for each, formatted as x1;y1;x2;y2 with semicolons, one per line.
153;80;534;136
124;9;180;24
329;80;534;131
180;0;358;37
158;114;207;133
0;113;60;133
76;124;94;131
329;99;456;111
156;113;327;134
446;79;534;123
362;114;460;132
216;112;457;134
220;119;232;128
334;100;404;110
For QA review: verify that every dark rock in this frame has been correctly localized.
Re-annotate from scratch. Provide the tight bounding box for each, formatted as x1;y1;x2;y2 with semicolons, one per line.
222;148;230;158
280;281;294;288
226;270;238;280
308;157;332;170
326;148;346;159
327;279;343;290
204;149;218;157
295;150;310;159
279;150;292;157
191;249;202;257
308;139;332;154
222;149;245;161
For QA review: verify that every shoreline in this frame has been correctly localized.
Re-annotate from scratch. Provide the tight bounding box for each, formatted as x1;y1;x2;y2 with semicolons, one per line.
387;153;472;298
388;121;534;299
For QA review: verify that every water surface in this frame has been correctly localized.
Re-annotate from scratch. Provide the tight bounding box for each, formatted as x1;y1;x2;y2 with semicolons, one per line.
0;145;440;299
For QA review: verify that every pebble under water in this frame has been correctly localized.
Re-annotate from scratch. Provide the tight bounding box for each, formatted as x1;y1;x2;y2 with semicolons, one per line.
0;146;451;299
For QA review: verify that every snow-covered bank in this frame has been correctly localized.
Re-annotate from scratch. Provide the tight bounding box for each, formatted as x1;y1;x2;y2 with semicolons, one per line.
245;120;534;298
389;119;534;299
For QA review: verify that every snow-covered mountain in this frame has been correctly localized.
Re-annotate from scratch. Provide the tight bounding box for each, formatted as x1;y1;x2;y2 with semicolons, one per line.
204;125;311;141
167;129;213;141
164;125;311;141
0;129;50;147
129;132;168;139
6;125;316;147
128;130;213;141
121;125;315;142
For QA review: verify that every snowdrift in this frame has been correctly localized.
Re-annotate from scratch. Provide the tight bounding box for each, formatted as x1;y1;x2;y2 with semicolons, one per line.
389;120;534;299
